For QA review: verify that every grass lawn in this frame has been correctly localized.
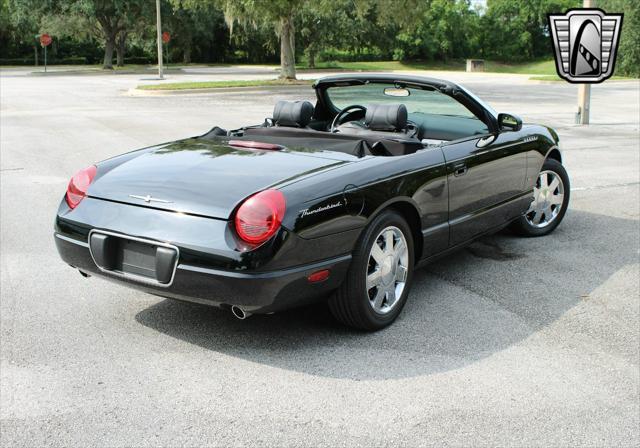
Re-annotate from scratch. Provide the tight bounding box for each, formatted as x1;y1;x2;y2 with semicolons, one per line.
296;59;559;75
483;59;557;75
136;59;636;90
136;78;313;91
296;60;467;72
529;74;636;81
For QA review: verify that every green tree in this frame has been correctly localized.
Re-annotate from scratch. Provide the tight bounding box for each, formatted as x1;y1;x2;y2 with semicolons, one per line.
12;0;153;69
164;2;228;64
296;1;367;68
179;0;304;78
3;0;47;63
599;0;640;77
481;0;580;61
179;0;427;78
394;0;479;61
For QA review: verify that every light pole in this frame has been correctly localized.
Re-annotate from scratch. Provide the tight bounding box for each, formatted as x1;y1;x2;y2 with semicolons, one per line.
155;0;164;79
577;0;594;124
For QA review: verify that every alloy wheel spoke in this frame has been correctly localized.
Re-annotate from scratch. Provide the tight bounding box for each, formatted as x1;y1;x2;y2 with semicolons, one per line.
527;188;540;213
367;269;382;289
394;239;406;260
550;193;564;205
396;265;407;283
532;210;544;224
370;243;385;264
548;176;560;192
540;172;549;188
386;287;396;307
372;287;385;310
384;230;394;254
544;206;555;218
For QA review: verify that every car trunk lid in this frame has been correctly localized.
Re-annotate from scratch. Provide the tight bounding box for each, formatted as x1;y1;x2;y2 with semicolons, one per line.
88;138;349;219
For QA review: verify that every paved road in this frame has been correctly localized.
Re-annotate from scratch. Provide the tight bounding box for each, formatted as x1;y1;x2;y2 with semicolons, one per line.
1;67;639;446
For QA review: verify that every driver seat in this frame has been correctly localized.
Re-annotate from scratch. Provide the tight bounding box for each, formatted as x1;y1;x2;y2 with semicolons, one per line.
337;103;417;141
336;103;421;155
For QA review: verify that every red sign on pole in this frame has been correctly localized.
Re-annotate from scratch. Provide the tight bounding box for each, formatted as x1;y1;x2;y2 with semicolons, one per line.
162;32;170;44
40;33;52;47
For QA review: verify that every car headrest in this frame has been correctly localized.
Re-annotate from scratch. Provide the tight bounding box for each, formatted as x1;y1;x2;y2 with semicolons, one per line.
364;103;408;131
273;100;314;127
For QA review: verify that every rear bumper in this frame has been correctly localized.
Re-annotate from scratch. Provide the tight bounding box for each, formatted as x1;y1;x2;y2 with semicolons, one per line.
54;232;351;313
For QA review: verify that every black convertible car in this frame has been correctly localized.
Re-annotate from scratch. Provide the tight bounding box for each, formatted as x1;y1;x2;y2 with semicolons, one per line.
55;74;569;330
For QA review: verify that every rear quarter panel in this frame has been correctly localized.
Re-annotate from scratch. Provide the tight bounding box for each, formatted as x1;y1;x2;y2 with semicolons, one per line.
278;147;448;260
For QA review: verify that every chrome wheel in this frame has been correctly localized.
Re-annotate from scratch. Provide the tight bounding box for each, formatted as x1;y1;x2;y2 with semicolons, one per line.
526;170;565;228
366;226;409;314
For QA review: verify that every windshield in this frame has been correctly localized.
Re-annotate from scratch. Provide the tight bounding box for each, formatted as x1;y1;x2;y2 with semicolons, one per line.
325;83;478;119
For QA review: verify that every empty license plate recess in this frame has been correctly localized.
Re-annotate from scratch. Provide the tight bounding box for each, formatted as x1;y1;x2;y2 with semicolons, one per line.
88;231;178;286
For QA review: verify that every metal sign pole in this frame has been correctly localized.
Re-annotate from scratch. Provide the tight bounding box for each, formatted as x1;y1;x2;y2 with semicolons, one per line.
577;0;594;125
44;45;47;73
155;0;164;79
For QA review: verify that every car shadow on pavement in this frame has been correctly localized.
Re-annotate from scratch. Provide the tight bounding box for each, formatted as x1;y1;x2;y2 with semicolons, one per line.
135;209;638;380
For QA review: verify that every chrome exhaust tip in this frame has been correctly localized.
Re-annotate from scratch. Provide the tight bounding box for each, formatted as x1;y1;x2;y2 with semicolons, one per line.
231;306;251;320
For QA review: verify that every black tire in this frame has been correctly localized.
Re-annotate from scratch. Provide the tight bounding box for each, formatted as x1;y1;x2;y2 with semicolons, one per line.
329;210;415;331
511;158;570;237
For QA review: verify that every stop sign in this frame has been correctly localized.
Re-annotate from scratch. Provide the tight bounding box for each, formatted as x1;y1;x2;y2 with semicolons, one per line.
40;33;52;47
162;32;170;44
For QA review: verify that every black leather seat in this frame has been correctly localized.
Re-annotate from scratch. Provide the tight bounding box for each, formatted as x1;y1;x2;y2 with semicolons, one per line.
365;103;409;131
240;102;419;157
272;100;314;128
336;103;418;142
335;103;421;155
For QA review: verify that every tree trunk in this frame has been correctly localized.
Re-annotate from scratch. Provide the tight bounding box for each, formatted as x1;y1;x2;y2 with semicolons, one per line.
307;43;316;69
116;33;126;67
279;15;296;79
103;35;115;69
183;44;192;64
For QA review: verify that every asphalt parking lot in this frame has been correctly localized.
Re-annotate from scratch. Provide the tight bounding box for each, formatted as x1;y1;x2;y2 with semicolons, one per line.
1;66;639;446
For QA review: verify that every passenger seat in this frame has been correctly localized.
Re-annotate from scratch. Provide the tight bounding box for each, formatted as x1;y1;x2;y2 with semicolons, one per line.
272;100;315;128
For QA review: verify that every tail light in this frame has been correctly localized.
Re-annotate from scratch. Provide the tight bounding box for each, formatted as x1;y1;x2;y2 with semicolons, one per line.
65;165;97;209
234;189;286;244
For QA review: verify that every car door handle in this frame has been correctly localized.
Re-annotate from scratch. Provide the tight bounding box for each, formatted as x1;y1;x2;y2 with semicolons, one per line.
476;135;496;148
452;162;467;176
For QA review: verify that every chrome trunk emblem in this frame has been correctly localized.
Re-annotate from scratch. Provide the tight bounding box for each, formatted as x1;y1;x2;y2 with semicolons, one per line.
129;194;173;204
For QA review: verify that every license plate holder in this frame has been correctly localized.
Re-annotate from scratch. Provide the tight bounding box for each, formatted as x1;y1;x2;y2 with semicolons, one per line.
88;231;178;286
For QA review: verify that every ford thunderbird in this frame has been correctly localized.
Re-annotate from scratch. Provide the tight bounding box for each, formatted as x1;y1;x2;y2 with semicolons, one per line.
54;74;570;330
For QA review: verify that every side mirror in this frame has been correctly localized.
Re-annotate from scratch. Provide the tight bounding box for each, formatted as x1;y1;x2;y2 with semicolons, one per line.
498;113;522;132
